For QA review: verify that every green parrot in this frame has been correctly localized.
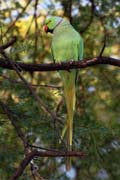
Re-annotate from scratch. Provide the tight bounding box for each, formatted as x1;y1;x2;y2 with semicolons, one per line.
44;16;83;169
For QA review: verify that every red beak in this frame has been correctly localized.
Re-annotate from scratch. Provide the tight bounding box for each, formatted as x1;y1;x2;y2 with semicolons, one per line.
44;25;48;33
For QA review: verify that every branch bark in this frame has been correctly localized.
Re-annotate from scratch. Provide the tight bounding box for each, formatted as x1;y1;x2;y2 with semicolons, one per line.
10;149;86;180
0;57;120;72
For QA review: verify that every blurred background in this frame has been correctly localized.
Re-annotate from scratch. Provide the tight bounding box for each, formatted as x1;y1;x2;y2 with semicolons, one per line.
0;0;120;179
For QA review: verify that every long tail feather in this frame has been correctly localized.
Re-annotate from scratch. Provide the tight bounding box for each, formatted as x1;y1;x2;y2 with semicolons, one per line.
63;82;76;170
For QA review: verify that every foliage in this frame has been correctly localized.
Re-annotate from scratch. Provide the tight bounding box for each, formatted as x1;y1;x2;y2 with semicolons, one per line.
0;0;120;179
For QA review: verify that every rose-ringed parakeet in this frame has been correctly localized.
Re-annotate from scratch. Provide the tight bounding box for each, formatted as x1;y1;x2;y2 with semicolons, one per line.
44;16;83;168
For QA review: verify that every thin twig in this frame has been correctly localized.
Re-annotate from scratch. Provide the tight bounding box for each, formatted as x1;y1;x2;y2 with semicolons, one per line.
80;0;95;33
3;0;32;36
0;36;17;50
99;18;107;57
34;0;39;63
0;51;57;120
0;101;28;152
0;73;61;89
0;101;47;180
28;144;66;153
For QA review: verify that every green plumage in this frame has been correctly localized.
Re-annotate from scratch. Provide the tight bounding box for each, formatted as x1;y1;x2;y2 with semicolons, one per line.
45;16;84;170
52;19;83;62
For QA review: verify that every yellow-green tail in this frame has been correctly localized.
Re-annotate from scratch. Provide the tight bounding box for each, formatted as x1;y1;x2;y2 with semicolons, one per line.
61;82;76;170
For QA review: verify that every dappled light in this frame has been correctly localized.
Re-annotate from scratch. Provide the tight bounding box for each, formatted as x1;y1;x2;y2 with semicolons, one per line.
0;0;120;179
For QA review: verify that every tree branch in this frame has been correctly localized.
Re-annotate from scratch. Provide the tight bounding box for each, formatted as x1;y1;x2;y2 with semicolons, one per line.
61;0;73;23
0;36;17;50
98;17;107;57
10;149;86;180
0;51;56;120
80;0;95;33
0;57;120;72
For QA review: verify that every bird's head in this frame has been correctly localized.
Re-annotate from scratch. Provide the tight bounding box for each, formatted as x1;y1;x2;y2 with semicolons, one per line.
44;16;63;33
